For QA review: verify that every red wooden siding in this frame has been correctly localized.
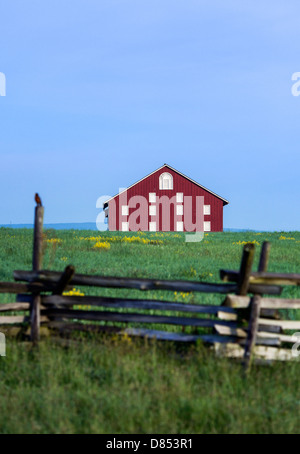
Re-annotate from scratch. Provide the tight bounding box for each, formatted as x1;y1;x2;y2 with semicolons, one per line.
107;165;227;232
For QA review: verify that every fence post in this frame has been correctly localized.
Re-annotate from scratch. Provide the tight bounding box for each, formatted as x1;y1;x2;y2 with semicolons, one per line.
243;295;261;374
31;195;44;344
258;241;270;273
236;243;256;373
53;265;75;295
243;242;270;374
238;243;255;295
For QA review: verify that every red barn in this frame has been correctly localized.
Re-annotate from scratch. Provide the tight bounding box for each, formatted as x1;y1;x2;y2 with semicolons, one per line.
103;164;229;232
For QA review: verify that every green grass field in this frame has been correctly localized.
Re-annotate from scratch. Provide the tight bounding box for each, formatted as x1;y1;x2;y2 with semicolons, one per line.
0;228;299;434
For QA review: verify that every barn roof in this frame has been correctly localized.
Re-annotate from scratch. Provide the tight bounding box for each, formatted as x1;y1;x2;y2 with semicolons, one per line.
103;164;229;207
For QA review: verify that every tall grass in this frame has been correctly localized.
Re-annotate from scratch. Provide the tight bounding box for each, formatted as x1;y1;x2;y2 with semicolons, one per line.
0;337;299;434
0;228;299;433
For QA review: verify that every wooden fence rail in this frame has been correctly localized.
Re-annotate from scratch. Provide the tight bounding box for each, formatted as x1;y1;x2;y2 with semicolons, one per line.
13;270;282;295
0;196;299;372
220;270;300;286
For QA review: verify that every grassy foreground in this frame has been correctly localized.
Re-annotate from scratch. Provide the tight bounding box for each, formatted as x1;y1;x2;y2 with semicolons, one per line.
0;228;299;434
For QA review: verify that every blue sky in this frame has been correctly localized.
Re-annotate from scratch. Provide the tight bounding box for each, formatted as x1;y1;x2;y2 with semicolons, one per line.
0;1;299;230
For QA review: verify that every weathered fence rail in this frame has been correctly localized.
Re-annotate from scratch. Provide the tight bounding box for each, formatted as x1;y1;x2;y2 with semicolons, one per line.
221;270;300;286
13;270;282;295
0;196;299;373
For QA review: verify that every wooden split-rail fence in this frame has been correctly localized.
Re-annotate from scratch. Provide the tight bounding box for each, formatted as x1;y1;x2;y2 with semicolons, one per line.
0;199;299;372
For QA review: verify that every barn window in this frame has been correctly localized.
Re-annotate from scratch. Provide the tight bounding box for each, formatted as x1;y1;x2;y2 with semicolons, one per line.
176;221;184;232
149;205;156;216
204;205;211;215
149;193;156;203
122;222;129;231
176;205;183;216
204;221;211;232
122;205;129;216
176;193;183;203
159;172;173;190
149;222;156;232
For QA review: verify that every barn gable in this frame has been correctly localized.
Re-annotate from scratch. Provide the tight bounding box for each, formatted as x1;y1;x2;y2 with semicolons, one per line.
104;164;229;232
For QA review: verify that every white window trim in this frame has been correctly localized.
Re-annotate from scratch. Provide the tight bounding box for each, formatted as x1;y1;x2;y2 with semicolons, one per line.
204;221;211;232
176;205;183;216
159;172;173;190
149;221;156;232
149;205;156;216
176;221;184;232
122;222;129;232
122;205;129;216
204;205;211;215
149;193;156;203
176;193;183;203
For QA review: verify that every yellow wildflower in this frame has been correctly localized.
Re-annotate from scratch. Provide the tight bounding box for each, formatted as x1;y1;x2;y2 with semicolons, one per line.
232;240;260;246
46;238;62;244
93;241;111;250
63;288;85;296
